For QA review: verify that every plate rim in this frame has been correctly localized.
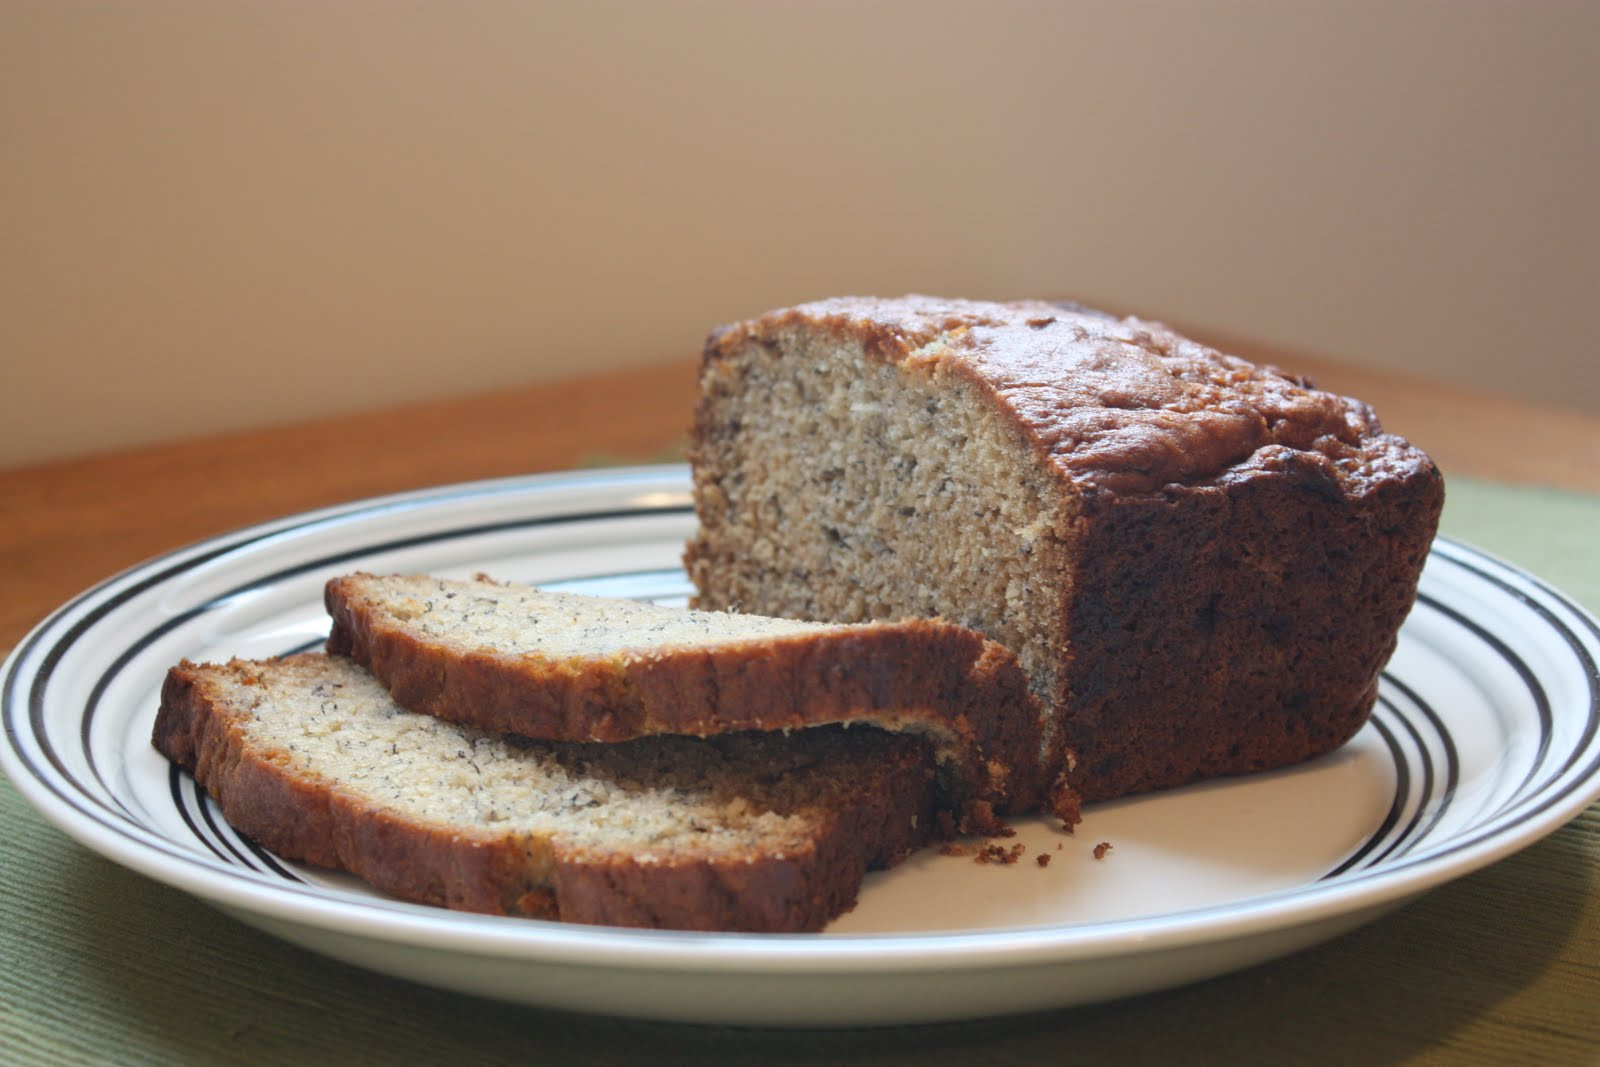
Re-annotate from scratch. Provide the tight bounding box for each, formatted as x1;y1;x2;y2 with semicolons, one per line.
4;463;1599;976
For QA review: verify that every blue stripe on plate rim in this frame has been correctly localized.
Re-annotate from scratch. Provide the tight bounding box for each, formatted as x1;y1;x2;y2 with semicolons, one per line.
3;465;1598;963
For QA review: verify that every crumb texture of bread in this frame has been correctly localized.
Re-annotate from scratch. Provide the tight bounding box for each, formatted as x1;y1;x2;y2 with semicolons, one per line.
151;653;936;932
324;572;1061;826
686;295;1445;802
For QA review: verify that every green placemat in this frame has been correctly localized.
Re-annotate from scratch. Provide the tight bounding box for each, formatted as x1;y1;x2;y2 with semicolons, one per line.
3;477;1597;1065
1437;477;1599;616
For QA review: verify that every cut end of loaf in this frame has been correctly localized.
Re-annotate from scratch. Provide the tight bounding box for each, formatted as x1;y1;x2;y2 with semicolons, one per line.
685;314;1078;757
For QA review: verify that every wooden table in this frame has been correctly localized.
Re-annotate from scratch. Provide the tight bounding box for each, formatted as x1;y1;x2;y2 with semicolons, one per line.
3;343;1599;1063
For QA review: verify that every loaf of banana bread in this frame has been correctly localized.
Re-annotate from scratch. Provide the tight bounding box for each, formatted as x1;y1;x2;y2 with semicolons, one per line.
686;295;1444;802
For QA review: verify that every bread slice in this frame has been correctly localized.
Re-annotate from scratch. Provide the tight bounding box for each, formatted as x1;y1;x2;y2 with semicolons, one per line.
324;572;1074;829
153;653;938;932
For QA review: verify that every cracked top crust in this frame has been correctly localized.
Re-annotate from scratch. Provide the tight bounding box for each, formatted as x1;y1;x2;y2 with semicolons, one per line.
706;294;1436;497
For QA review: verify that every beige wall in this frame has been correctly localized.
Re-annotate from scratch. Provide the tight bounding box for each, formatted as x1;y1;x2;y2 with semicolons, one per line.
3;0;1596;468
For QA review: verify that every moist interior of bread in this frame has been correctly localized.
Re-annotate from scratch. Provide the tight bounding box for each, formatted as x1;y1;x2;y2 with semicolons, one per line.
224;656;900;859
693;327;1076;712
367;575;831;656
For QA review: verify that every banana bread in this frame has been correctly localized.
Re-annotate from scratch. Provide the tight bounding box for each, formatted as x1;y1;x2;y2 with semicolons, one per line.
152;653;937;932
685;295;1445;802
324;572;1069;828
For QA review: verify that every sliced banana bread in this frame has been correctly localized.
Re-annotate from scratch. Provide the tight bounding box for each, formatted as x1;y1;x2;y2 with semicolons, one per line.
153;653;937;932
685;295;1445;802
324;572;1070;828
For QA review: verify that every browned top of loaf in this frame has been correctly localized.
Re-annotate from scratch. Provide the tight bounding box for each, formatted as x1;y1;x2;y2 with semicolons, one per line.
705;295;1435;496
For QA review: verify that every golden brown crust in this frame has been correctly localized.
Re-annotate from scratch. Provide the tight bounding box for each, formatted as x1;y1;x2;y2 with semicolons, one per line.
324;574;1063;826
152;655;938;932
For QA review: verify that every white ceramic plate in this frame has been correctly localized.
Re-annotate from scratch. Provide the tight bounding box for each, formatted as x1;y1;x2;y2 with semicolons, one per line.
4;466;1599;1026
